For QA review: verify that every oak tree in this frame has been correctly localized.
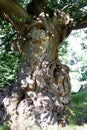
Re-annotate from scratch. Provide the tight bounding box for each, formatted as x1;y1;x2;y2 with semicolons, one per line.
0;0;87;129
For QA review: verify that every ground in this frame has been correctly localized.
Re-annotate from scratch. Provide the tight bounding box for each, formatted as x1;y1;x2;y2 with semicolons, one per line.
59;90;87;130
59;124;87;130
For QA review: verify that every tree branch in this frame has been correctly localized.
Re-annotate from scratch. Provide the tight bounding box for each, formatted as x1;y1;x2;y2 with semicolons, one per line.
0;0;32;35
73;15;87;30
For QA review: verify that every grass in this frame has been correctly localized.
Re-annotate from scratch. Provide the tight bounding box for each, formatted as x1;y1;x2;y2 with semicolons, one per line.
59;90;87;130
71;91;87;104
68;91;87;125
0;124;10;130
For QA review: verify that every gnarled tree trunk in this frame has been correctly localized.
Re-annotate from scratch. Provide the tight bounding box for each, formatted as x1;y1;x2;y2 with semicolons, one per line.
0;1;73;130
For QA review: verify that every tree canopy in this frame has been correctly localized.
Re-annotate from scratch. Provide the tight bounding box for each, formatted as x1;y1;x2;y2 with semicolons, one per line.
0;0;87;47
0;0;87;36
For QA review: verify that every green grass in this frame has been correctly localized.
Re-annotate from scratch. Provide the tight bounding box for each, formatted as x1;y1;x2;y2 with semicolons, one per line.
0;124;10;130
71;91;87;104
59;91;87;129
68;91;87;125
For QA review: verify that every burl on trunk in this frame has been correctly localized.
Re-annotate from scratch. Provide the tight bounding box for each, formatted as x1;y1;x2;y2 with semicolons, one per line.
0;1;73;130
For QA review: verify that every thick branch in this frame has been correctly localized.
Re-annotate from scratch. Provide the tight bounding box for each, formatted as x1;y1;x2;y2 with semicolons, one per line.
73;15;87;30
0;0;31;35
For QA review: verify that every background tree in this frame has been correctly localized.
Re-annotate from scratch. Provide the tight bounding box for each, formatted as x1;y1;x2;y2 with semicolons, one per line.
0;0;87;130
80;30;87;82
66;30;87;92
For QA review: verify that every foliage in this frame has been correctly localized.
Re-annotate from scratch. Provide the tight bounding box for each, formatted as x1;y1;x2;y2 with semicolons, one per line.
80;34;87;82
19;0;31;7
80;55;87;81
0;0;87;54
60;29;87;92
0;51;20;88
0;0;87;89
69;30;87;84
0;19;16;51
58;40;69;64
49;0;87;20
0;0;87;90
0;19;20;89
0;0;87;38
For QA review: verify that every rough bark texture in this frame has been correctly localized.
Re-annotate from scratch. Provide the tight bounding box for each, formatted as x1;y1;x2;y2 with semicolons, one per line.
0;29;71;130
0;1;73;130
0;61;71;130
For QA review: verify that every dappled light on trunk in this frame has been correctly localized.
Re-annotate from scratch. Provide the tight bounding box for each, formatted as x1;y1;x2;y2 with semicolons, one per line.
1;27;71;130
0;0;74;130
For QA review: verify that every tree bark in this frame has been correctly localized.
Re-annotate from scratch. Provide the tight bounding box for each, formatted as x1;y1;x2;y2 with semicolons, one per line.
0;1;74;130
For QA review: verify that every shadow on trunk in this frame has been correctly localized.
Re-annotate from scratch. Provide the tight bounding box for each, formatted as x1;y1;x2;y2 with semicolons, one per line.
0;1;72;129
